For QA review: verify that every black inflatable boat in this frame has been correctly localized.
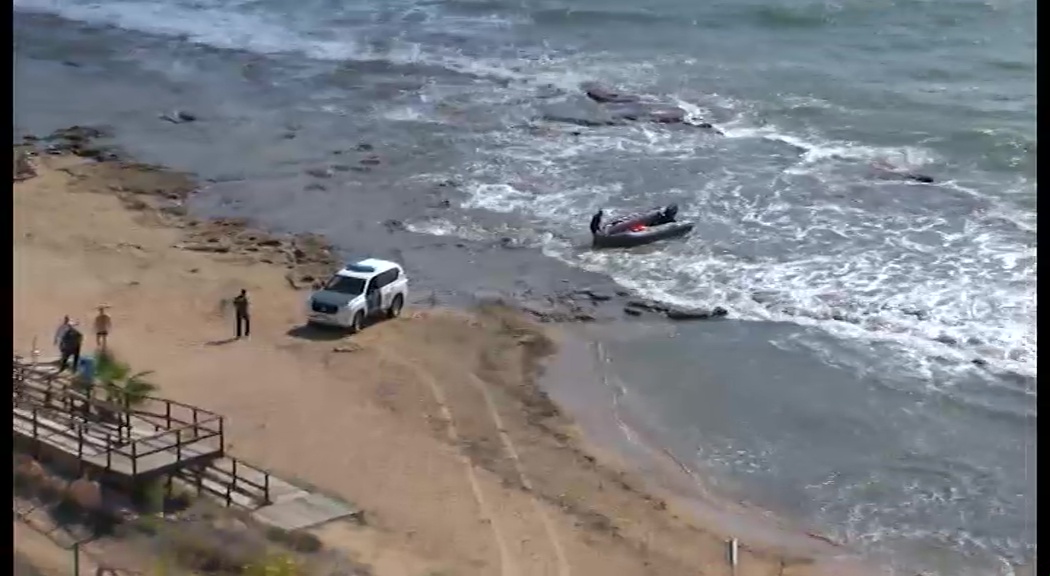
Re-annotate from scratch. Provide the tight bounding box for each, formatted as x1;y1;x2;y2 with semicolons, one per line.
591;204;695;249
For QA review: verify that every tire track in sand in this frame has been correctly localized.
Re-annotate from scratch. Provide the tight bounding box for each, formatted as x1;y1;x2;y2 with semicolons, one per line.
388;355;516;576
467;372;574;576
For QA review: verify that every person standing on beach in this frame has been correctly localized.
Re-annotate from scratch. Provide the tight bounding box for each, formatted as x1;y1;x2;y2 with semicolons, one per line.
54;315;71;352
93;306;112;350
233;289;251;339
58;321;83;374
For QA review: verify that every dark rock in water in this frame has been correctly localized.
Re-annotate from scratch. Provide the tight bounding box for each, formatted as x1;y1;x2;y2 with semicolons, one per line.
906;173;935;184
971;358;988;367
665;306;728;320
575;289;612;302
608;102;687;124
47;125;111;143
304;182;327;191
542;113;624;128
160;110;197;124
356;143;374;151
899;307;929;321
305;167;333;179
581;82;641;104
360;155;382;166
625;299;667;313
645;107;688;124
935;334;958;346
73;146;121;162
383;219;406;232
694;122;724;134
62;60;81;68
623;306;643;317
281;131;297;140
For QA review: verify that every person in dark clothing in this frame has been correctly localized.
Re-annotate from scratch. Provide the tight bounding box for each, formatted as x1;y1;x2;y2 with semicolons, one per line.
233;289;251;338
58;322;83;374
589;209;604;235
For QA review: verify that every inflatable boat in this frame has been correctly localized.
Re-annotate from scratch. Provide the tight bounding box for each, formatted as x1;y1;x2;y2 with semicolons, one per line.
591;204;695;249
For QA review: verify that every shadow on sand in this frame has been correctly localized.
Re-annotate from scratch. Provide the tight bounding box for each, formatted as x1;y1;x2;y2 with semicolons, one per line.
286;324;351;341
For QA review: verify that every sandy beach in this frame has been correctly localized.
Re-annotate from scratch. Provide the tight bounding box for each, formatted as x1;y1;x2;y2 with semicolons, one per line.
13;145;873;576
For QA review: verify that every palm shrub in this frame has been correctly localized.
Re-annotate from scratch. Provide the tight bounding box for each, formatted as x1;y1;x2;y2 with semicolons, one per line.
94;348;157;409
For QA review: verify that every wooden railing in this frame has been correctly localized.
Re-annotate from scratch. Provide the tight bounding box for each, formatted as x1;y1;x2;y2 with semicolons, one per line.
13;357;224;477
178;456;274;508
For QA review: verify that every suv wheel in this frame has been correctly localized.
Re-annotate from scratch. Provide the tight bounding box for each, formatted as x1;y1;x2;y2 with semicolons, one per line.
350;311;365;334
387;294;404;319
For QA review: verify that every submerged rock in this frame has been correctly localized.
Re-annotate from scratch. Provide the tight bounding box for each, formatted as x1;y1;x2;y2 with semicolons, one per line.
581;82;641;104
664;306;729;321
160;110;198;124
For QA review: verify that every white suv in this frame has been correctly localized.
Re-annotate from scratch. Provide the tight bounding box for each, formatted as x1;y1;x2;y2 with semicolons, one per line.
306;258;409;332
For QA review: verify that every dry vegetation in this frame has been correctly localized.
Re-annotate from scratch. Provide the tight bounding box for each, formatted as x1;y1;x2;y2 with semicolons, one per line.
13;453;369;576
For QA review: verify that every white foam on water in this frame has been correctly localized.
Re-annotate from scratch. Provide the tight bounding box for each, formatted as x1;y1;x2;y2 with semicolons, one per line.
454;115;1036;383
403;218;490;243
14;0;530;75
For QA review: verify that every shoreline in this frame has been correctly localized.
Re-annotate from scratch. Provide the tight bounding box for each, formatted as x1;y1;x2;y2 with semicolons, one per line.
542;325;862;564
14;132;875;575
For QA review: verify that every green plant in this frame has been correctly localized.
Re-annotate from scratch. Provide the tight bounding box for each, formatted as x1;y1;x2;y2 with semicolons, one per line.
243;554;303;576
132;478;167;515
94;349;157;408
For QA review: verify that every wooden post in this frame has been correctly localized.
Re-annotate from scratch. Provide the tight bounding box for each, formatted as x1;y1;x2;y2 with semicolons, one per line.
124;394;131;438
72;541;80;575
726;538;738;576
165;402;171;429
264;471;271;504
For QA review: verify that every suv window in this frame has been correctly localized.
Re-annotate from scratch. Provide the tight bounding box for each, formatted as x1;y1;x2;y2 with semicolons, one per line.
325;275;366;295
374;268;400;289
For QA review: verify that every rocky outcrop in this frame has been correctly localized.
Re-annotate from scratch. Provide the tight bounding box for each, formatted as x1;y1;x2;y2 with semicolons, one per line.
471;286;730;325
581;82;641;104
571;82;721;132
16;126;340;291
25;125;124;162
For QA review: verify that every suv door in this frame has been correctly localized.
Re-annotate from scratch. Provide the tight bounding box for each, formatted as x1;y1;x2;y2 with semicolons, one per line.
372;270;389;308
365;278;382;316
